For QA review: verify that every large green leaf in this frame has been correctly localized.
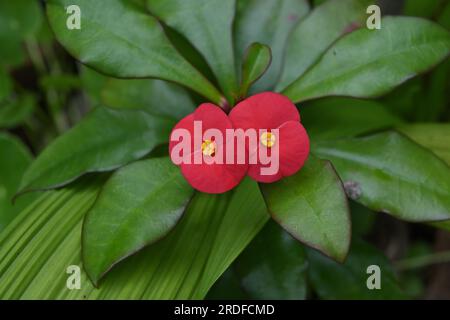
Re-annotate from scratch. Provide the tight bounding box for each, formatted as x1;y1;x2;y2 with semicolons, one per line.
260;156;351;262
0;134;35;232
46;0;222;104
277;0;371;90
147;0;237;103
234;0;309;92
308;238;407;299
234;220;308;299
239;43;272;98
18;107;174;194
83;157;194;285
301;97;403;141
80;65;108;106
398;124;450;234
398;124;450;165
0;177;268;299
282;17;450;103
314;131;450;222
101;78;195;119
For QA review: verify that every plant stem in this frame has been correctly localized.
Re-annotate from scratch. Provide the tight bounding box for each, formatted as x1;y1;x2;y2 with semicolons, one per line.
25;36;64;134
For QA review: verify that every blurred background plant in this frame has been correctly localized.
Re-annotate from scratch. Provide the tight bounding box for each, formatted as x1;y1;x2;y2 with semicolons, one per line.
0;0;449;299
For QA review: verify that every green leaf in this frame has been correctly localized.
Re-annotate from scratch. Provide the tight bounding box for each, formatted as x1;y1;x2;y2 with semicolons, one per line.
0;93;36;129
0;0;42;40
430;220;450;232
0;175;105;299
0;0;42;68
0;133;35;232
307;238;407;299
239;43;272;98
80;65;108;106
277;0;371;91
301;97;403;141
260;156;351;262
146;0;237;103
282;17;450;103
314;131;450;222
101;78;195;119
235;0;309;92
18;107;174;194
234;220;308;299
350;200;376;236
0;42;26;69
397;124;450;165
83;157;194;285
416;59;450;121
39;74;82;92
438;1;450;29
46;0;222;104
0;177;268;299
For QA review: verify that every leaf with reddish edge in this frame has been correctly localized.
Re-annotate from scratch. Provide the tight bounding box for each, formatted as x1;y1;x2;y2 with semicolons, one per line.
282;17;450;103
18;107;174;195
83;157;194;285
314;131;450;222
46;0;223;104
260;155;351;263
147;0;238;104
277;0;371;91
234;0;310;92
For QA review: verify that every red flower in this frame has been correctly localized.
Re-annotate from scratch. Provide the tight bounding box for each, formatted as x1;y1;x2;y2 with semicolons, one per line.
229;92;310;183
169;103;248;193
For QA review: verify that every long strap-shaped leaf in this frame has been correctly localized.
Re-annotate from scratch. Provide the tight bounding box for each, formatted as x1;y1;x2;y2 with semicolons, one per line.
0;176;268;299
0;133;35;232
46;0;223;104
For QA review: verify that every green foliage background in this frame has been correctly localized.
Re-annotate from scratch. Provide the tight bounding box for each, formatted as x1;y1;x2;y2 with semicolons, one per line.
1;0;450;300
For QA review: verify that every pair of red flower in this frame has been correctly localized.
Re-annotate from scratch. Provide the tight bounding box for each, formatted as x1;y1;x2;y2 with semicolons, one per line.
169;92;310;193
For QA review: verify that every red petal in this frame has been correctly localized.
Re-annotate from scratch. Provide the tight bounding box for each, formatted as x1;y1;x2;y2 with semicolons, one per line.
194;103;232;132
169;113;195;157
169;103;232;163
169;103;248;193
230;92;300;130
247;121;309;183
278;121;310;177
181;162;248;194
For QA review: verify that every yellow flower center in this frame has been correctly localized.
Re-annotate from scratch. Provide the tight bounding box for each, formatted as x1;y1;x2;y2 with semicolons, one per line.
201;139;216;156
260;132;276;148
